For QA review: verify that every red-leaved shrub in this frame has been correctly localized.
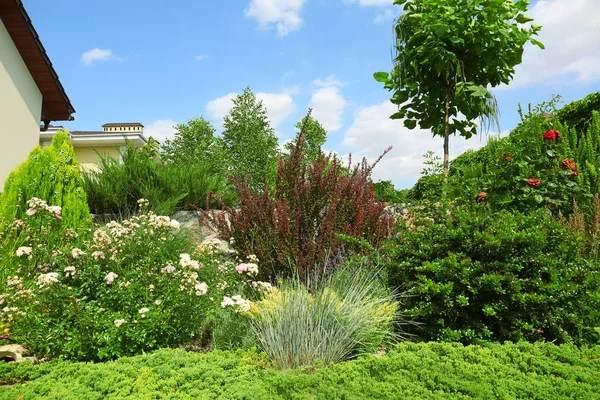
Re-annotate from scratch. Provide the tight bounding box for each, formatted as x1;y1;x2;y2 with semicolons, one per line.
204;113;393;280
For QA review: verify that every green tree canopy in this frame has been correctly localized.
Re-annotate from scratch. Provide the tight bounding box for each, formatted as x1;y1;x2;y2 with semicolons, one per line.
375;0;543;183
160;117;224;168
284;115;328;166
221;86;279;189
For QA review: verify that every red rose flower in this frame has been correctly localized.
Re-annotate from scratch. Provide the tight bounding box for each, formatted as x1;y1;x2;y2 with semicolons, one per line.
554;130;561;140
560;158;577;171
476;192;487;203
527;178;541;187
569;169;579;179
543;130;556;141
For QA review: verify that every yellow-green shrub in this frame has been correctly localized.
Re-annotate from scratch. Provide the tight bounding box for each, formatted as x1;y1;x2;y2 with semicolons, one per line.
0;131;91;230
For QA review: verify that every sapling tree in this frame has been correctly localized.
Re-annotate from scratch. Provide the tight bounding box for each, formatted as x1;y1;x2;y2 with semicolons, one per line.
221;86;279;190
375;0;543;184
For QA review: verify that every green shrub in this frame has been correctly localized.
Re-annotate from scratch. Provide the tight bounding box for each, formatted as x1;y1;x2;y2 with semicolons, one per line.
383;203;600;345
373;180;408;203
0;199;265;361
0;131;91;230
248;268;399;369
1;342;600;399
82;143;234;217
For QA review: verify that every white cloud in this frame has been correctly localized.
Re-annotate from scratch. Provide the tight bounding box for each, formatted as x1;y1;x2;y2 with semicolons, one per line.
343;101;497;187
374;8;395;24
195;55;209;61
144;119;177;144
80;48;118;66
503;0;600;89
344;0;393;6
308;75;348;132
245;0;307;36
206;91;296;136
283;70;295;79
206;93;237;123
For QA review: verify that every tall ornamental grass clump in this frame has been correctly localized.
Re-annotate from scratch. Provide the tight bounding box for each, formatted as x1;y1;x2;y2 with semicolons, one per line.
384;202;600;345
0;131;91;230
207;114;393;280
82;143;234;217
248;268;401;369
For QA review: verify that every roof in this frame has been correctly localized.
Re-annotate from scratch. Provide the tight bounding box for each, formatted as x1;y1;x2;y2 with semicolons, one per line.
70;131;108;136
0;0;75;121
102;122;144;128
70;130;147;139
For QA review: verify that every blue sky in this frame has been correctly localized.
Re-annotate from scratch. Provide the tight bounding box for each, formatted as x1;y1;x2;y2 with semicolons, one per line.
24;0;600;188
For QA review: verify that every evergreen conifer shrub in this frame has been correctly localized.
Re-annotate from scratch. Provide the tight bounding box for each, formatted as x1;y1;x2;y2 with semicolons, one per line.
0;131;92;230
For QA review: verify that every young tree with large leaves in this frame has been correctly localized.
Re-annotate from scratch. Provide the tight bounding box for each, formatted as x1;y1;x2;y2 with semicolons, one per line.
222;86;279;189
375;0;543;184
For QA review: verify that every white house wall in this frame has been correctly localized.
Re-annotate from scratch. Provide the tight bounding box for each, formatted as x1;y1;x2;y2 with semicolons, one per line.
0;18;43;191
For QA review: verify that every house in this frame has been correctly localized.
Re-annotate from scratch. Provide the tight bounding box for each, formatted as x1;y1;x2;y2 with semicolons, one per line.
0;0;75;188
40;123;149;171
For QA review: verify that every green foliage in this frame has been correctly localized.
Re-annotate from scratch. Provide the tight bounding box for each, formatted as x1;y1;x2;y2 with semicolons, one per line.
82;143;234;217
284;115;327;166
0;131;91;230
221;86;280;190
411;95;599;214
160;117;226;169
249;268;399;369
383;203;600;345
555;91;600;134
373;180;408;204
0;199;264;361
2;342;600;399
375;0;542;178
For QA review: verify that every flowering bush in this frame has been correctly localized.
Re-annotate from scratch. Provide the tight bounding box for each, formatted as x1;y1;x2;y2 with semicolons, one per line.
471;107;589;213
0;198;267;361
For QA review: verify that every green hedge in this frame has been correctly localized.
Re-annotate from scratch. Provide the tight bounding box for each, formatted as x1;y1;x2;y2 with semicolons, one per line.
1;342;600;399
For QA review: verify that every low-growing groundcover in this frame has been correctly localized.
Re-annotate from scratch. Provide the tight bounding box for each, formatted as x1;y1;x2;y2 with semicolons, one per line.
1;342;599;399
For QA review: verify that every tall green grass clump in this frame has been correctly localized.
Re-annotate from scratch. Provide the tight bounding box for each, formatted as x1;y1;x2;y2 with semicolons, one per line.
248;268;401;369
82;143;234;217
0;131;91;230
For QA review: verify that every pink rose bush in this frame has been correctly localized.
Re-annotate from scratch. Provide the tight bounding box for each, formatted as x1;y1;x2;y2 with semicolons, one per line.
0;198;272;361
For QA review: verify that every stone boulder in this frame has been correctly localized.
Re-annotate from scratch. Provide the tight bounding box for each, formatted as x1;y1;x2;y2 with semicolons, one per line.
0;344;37;363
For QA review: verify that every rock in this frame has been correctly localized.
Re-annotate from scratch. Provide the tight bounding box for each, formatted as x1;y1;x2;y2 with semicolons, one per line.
171;211;202;230
0;344;37;363
381;204;409;219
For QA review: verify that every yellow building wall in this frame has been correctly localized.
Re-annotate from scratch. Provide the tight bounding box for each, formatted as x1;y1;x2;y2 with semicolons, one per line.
0;19;43;190
75;146;121;172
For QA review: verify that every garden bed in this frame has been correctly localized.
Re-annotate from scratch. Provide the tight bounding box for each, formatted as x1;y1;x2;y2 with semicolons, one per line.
1;342;599;399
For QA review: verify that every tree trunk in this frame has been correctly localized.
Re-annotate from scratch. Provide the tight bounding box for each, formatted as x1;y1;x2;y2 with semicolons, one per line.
443;94;450;190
